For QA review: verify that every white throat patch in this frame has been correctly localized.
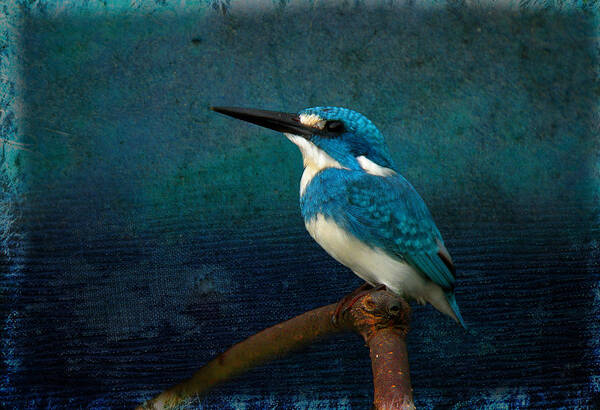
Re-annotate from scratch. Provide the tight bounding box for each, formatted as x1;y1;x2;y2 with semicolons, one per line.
285;134;347;196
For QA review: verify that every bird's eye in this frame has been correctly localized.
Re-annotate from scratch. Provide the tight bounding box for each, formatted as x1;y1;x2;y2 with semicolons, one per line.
325;120;345;134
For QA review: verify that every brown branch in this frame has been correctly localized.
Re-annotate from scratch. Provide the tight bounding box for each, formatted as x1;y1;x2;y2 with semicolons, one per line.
139;289;413;410
351;291;414;410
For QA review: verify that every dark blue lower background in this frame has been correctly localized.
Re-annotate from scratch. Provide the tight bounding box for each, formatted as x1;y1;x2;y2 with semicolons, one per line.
1;1;599;408
6;200;598;408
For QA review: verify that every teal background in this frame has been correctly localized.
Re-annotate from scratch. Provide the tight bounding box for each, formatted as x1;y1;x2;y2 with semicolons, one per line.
1;0;599;408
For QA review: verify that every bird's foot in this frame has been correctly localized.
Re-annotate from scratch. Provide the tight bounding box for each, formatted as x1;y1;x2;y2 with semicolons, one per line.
331;283;387;327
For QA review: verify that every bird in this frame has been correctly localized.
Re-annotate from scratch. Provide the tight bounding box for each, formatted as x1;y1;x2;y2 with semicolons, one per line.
211;106;466;328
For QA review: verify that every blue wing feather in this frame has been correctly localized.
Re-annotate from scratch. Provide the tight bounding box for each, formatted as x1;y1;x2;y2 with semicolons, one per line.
302;169;456;290
405;254;454;289
345;172;456;290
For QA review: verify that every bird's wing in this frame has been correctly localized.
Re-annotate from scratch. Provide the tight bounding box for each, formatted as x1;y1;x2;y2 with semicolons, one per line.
342;172;456;290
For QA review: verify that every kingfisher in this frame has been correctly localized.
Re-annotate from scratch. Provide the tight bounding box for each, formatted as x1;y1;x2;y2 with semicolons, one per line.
211;106;466;328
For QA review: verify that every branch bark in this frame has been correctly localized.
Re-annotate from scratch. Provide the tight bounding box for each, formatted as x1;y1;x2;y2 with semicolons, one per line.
139;289;413;409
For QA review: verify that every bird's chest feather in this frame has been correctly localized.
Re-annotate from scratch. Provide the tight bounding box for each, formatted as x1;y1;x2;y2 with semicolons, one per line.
303;213;379;278
304;213;425;295
299;168;428;296
299;168;349;222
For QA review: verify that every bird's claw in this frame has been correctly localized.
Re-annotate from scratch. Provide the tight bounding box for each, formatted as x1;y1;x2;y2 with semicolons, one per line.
331;284;387;327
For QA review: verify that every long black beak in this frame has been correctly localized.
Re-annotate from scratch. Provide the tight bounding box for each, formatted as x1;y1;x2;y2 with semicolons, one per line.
211;106;316;138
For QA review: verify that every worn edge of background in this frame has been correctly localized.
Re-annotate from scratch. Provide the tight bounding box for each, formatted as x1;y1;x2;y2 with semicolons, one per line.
1;0;599;406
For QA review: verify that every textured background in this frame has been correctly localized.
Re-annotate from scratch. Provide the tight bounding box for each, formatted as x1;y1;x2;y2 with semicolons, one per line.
1;0;599;408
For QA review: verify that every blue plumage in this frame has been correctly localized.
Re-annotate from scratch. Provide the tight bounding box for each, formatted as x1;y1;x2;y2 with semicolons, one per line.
299;106;396;170
298;107;465;327
301;167;465;327
211;105;466;327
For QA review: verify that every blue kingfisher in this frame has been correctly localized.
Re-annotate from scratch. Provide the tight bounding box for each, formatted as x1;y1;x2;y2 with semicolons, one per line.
212;106;466;328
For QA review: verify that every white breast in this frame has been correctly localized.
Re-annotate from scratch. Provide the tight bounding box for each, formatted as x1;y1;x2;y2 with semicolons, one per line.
285;133;348;196
305;214;431;301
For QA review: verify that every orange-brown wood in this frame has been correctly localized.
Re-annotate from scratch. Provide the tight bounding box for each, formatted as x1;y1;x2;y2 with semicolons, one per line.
140;288;412;409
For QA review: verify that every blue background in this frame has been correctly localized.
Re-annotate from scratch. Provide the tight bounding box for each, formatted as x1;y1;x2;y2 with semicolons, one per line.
1;0;599;408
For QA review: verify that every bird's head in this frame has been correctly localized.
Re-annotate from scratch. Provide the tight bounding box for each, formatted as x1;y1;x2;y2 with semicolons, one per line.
211;106;396;177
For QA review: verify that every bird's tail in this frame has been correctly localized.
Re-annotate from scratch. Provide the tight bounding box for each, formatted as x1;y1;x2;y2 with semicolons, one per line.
445;291;467;329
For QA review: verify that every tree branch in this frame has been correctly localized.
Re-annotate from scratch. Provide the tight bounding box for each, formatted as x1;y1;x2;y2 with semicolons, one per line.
139;289;413;409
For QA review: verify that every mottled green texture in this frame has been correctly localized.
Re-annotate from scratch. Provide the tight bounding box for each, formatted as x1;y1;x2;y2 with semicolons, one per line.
1;2;25;256
18;4;600;229
2;0;600;408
